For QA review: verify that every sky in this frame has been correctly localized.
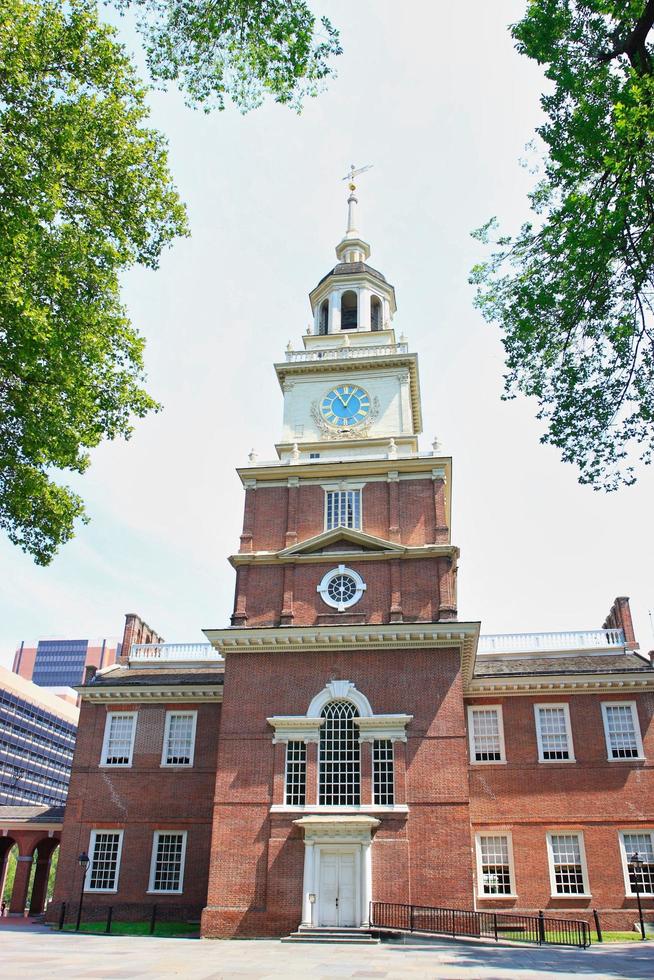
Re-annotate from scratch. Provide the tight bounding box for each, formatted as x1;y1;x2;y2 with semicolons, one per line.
1;1;653;668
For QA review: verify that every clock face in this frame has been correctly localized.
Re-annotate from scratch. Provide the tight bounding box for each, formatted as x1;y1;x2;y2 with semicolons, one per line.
320;384;371;428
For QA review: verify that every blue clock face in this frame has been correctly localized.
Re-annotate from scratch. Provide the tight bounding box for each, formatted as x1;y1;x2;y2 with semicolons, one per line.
320;384;371;428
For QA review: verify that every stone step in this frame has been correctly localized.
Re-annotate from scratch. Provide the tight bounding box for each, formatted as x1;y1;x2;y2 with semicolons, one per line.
282;927;379;945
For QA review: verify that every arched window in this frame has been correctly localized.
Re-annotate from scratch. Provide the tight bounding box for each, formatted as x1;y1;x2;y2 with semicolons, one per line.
319;300;329;335
341;290;358;330
319;700;360;805
370;296;382;331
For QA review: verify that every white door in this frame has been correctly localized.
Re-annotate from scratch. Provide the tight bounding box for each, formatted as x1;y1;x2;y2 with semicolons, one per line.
319;851;357;927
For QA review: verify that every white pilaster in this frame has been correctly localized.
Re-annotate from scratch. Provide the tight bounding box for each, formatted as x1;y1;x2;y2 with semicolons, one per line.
362;840;373;927
301;841;315;926
329;290;341;333
358;286;371;331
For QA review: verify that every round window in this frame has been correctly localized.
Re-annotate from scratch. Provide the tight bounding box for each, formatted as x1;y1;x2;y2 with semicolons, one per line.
317;565;366;612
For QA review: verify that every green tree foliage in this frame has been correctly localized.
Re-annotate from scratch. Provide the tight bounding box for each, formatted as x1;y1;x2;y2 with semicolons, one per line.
113;0;342;112
0;0;188;564
471;1;654;489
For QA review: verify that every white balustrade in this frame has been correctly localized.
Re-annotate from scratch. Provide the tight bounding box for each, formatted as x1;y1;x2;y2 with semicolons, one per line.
477;629;625;656
284;343;409;363
129;642;222;663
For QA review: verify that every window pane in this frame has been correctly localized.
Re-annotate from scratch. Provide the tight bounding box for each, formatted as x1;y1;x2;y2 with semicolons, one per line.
479;835;512;894
605;705;640;758
104;715;134;765
326;490;361;530
550;834;585;894
285;741;306;805
152;833;185;892
319;701;360;805
165;714;195;765
538;707;570;760
89;832;121;890
471;709;502;762
373;739;394;805
623;833;654;895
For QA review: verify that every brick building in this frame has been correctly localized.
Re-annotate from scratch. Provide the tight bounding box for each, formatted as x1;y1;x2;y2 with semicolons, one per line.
51;189;654;936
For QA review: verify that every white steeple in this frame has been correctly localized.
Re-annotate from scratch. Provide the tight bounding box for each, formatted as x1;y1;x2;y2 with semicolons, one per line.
335;165;372;264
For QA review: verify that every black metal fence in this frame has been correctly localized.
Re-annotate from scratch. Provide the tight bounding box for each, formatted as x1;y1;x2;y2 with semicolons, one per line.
51;900;200;935
370;902;591;949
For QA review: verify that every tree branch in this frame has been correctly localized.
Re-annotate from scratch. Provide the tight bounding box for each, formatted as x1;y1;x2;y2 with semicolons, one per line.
597;0;654;73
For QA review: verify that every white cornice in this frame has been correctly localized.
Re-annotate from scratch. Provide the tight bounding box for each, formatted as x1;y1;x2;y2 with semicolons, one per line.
267;716;325;743
465;672;654;697
355;714;413;742
230;545;457;567
80;686;223;703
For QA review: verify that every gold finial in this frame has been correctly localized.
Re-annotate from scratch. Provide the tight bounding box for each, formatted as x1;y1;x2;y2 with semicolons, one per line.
342;162;373;193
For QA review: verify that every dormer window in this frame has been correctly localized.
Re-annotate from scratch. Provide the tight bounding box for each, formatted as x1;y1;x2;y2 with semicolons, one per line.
341;290;358;329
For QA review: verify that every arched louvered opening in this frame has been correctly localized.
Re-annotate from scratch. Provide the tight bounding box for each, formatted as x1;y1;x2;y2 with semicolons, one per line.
319;700;360;805
319;299;329;335
341;290;358;330
371;296;382;331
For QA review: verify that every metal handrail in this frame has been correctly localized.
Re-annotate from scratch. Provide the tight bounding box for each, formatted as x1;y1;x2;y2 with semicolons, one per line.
369;901;590;949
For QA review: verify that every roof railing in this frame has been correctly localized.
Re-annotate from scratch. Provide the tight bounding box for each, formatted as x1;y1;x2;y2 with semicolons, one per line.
285;342;409;363
129;642;222;664
478;628;625;656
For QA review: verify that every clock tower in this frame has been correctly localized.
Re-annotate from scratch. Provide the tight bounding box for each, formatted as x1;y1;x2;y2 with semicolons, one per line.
202;184;478;938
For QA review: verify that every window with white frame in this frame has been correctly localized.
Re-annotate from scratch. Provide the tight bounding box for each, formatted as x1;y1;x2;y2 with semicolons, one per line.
547;833;589;895
601;702;644;760
148;831;187;893
476;834;514;895
101;712;137;766
468;706;505;763
161;711;197;766
87;830;123;892
319;700;360;805
620;832;654;896
534;704;574;762
373;739;394;805
325;489;361;530
284;741;306;805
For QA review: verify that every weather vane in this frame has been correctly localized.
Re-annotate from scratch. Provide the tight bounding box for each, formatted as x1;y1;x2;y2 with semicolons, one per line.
343;163;373;192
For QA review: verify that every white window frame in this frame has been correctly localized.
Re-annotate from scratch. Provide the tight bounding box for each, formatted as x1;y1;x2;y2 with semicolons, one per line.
618;830;654;897
601;701;644;761
324;487;363;531
85;829;124;893
100;711;137;767
534;703;575;763
284;740;307;806
546;831;591;898
317;565;367;612
467;705;506;765
147;830;188;895
475;831;517;898
160;710;198;768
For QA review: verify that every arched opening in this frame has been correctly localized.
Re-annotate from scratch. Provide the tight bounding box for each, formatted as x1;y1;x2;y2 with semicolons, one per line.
319;300;329;335
319;700;360;805
1;838;60;916
340;291;358;330
370;296;382;332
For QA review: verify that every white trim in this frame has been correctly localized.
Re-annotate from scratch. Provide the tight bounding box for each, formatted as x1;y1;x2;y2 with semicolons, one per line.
601;701;645;761
147;830;188;895
546;831;591;898
160;710;198;768
534;703;575;763
86;829;124;893
284;740;307;806
307;680;374;718
100;711;137;767
618;829;654;897
323;487;363;532
467;705;506;765
474;831;517;899
270;804;408;815
317;565;367;611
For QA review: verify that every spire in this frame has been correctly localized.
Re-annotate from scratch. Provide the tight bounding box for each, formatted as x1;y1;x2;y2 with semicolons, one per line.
336;164;372;264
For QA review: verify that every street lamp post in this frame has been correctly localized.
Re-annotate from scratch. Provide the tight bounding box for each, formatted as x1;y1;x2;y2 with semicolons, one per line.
630;852;646;941
75;852;90;933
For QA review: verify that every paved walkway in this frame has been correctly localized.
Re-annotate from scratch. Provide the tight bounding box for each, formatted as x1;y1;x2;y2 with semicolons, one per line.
0;929;652;979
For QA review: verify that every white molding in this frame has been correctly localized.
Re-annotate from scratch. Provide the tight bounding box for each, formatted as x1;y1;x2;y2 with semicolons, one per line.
86;829;124;893
534;703;575;763
147;830;187;895
467;705;506;765
601;701;645;761
160;710;197;768
546;831;590;898
474;831;517;899
355;714;413;743
618;829;654;897
100;711;137;768
80;687;222;704
307;680;373;718
270;804;408;815
466;674;654;697
268;716;324;743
